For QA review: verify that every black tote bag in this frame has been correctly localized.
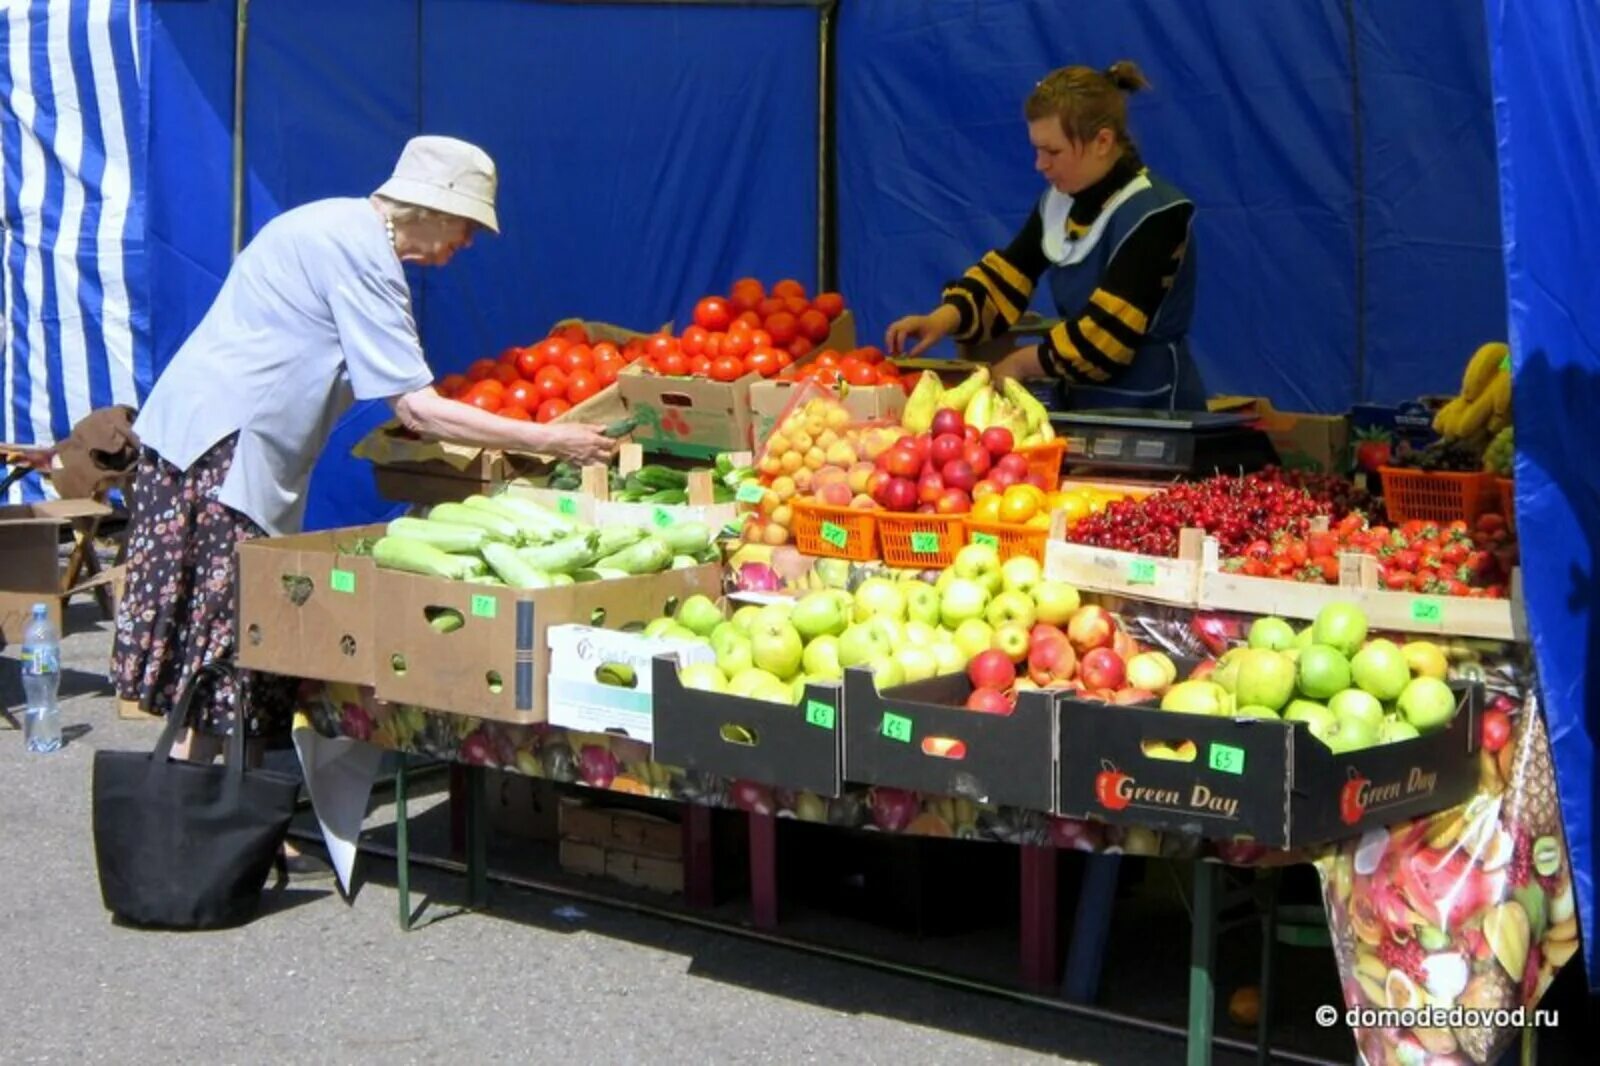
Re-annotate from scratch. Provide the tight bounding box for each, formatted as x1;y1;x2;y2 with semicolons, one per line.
92;661;302;929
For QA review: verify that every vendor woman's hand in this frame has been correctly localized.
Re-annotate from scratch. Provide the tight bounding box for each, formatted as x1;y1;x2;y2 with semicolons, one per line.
534;423;620;466
885;305;962;357
991;346;1046;385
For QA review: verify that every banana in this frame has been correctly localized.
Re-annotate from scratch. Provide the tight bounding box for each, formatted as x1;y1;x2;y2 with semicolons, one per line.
1461;341;1509;401
1432;396;1467;436
1488;370;1511;420
1454;385;1497;438
1002;377;1051;433
940;367;990;413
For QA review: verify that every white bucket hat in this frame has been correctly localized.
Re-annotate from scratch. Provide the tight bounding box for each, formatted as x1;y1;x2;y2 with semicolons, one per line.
376;135;500;234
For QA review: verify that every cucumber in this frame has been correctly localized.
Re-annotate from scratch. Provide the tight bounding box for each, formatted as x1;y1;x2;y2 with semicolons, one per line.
634;465;689;491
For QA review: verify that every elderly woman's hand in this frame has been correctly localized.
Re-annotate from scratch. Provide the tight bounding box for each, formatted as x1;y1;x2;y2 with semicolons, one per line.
534;423;620;466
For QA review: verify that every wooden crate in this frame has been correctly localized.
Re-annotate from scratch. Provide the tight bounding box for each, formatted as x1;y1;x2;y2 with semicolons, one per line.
1043;521;1208;606
557;799;685;894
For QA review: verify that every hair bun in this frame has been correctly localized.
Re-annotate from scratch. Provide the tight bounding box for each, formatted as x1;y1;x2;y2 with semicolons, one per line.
1105;60;1151;94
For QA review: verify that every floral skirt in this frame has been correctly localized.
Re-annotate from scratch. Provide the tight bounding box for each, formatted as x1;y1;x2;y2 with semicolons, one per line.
111;435;297;738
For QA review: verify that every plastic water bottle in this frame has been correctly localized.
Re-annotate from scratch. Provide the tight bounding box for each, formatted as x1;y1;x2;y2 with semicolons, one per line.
21;604;62;753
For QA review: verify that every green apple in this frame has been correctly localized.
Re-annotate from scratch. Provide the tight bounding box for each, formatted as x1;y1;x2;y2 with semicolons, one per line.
678;662;729;693
1378;716;1422;744
1351;639;1410;701
1397;676;1457;732
931;642;965;674
993;622;1031;662
728;667;784;698
1247;616;1297;652
1401;640;1450;681
838;622;892;668
985;589;1038;630
1297;644;1352;701
1312;602;1369;658
903;620;941;648
1232;704;1281;720
791;591;849;641
939;577;991;628
1030;580;1081;626
801;635;843;680
904;582;942;626
1234;649;1297;711
864;654;906;692
1000;555;1043;596
1125;651;1178;693
952;542;1003;595
644;617;680;638
868;616;906;654
1212;655;1241;695
730;604;763;635
1329;688;1385;750
1160;680;1229;715
1284;699;1339;748
894;647;938;684
674;594;725;638
750;615;804;681
852;577;906;623
951;618;994;660
1294;625;1315;650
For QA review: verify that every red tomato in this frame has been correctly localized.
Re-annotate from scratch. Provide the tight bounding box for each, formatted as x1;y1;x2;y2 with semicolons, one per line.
534;366;569;399
505;380;540;412
772;278;807;300
763;312;798;346
812;351;841;371
811;367;841;386
796;307;832;340
660;351;689;377
498;404;531;421
566;370;600;404
722;330;753;360
729;280;764;313
783;295;810;316
534;336;568;363
744;349;780;378
470;377;505;399
757;297;786;317
709;355;744;382
734;310;762;330
704;333;724;360
590;341;621;365
693;296;732;332
748;329;772;349
514;348;544;379
463;384;502;412
556;345;593;374
774;349;793;370
679;325;710;357
853;345;885;365
466;358;498;382
437;373;467;396
813;292;845;320
497;347;522;367
558;324;589;346
646;333;677;360
688;354;712;377
492;364;521;386
843;360;878;387
536;398;572;423
731;276;765;299
788;336;814;360
593;354;625;386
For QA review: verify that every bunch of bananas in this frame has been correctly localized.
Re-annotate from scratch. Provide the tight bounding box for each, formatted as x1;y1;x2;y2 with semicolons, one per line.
1433;341;1512;439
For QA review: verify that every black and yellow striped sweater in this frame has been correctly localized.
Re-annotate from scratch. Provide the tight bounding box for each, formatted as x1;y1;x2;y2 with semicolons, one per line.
942;154;1194;385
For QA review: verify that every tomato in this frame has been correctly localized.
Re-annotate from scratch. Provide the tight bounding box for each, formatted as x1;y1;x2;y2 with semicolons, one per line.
646;333;677;361
556;344;593;374
536;397;572;422
773;349;793;370
513;349;542;379
463;384;502;412
590;341;621;365
788;336;814;360
497;347;522;367
748;329;772;349
772;278;807;300
709;355;744;382
783;296;810;316
812;351;840;371
437;373;467;396
593;354;625;386
558;324;589;346
469;377;505;399
566;369;600;404
492;364;521;386
797;309;831;343
757;297;786;317
722;329;753;360
811;367;841;386
763;312;798;346
498;403;531;421
693;296;732;332
744;349;780;378
704;333;723;360
679;326;710;357
813;292;845;320
735;310;762;330
843;360;878;387
534;366;569;399
688;354;712;377
659;351;689;377
505;380;540;413
466;358;498;382
730;279;765;313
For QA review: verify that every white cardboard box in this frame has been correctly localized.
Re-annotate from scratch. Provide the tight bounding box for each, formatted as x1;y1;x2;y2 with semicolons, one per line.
546;625;715;743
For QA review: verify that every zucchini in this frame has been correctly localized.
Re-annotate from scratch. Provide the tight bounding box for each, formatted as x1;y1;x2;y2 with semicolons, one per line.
467;493;584;544
594;526;647;556
482;542;554;588
595;534;673;575
385;516;488;554
373;536;487;580
659;521;712;556
427;501;519;543
516;532;601;575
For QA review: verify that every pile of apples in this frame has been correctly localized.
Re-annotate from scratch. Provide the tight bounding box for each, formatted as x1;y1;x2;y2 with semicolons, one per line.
1153;603;1463;752
437;322;645;422
941;544;1176;713
636;278;848;381
870;406;1049;515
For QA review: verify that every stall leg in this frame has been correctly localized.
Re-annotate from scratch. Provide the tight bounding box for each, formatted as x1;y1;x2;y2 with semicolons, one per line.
683;804;715;910
1061;853;1120;1003
749;810;778;929
1256;870;1280;1065
466;764;489;909
448;763;467;860
1019;844;1059;992
395;758;411;932
1188;859;1218;1066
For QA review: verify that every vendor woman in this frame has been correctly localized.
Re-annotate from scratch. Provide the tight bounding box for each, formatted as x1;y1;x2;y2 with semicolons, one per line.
886;61;1204;411
113;136;618;764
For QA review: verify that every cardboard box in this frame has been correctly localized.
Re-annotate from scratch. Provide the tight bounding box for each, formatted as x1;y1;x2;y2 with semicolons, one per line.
372;564;723;723
1055;683;1482;848
558;799;684;894
1208;396;1349;474
0;499;113;644
618;364;761;458
748;379;906;449
651;655;843;796
842;668;1058;810
487;771;561;842
357;423;547;506
236;525;384;686
546;625;716;743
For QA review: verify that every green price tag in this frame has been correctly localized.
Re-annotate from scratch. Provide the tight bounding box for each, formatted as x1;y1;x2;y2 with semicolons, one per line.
805;699;836;730
1128;559;1158;585
910;531;940;554
973;532;999;549
736;481;766;504
652;507;675;529
557;496;578;517
329;568;356;594
1209;743;1246;775
820;522;849;549
470;594;497;619
881;712;913;743
1411;597;1443;624
1499;354;1511;372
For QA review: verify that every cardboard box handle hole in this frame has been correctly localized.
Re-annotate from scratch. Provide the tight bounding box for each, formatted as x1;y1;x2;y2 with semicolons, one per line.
1140;738;1198;763
246;623;263;647
280;574;313;607
920;737;967;760
486;670;503;694
719;724;758;747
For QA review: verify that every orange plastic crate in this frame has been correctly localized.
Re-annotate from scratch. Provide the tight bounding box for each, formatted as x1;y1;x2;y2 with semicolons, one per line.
1497;477;1516;533
1379;468;1498;524
1015;439;1066;491
876;512;964;568
964;518;1048;562
791;498;878;561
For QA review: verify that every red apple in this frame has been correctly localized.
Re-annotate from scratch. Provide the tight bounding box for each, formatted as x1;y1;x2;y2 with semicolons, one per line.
911;433;933;464
1112;688;1157;706
1112;629;1140;662
963;426;981;445
917;469;945;504
1190;659;1219;681
917;503;937;514
966;687;1013;714
1079;647;1127;691
935;488;972;514
866;469;893;502
968;649;1017;690
884;446;921;479
881;476;917;512
961;441;992;477
990;467;1021;490
941;459;977;492
1030;623;1067;647
981;426;1014;457
996;452;1031;480
1028;636;1078;686
1067;605;1116;654
1026;473;1050;491
930;432;965;467
930;408;965;437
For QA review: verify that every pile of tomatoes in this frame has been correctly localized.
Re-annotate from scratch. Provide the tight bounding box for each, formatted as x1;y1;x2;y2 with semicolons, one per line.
780;346;906;389
436;322;645;423
636;277;849;382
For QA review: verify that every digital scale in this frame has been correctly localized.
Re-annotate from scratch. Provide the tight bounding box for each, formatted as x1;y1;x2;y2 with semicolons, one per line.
1048;408;1280;477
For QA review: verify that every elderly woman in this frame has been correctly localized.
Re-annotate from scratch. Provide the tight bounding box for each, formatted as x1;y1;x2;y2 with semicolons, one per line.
113;135;616;764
